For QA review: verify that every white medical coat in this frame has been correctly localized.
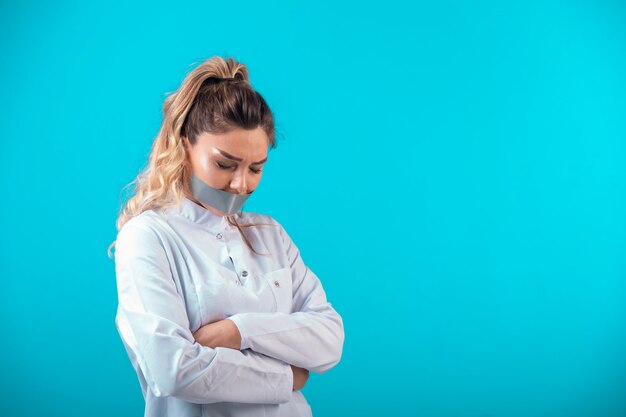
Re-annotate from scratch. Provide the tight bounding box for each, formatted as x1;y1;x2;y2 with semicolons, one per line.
113;197;344;417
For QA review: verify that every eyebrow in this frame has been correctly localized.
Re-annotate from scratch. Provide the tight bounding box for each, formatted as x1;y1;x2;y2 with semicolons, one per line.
215;148;267;165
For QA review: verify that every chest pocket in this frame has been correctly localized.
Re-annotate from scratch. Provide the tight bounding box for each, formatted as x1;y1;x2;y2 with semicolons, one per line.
262;267;293;313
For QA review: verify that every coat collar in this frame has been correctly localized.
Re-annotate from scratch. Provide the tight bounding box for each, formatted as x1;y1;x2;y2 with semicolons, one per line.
175;197;241;230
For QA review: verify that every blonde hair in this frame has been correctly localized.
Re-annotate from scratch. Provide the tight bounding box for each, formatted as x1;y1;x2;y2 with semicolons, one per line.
108;56;278;259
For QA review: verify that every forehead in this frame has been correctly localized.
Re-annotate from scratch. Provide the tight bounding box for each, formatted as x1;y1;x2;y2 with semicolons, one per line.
194;127;269;159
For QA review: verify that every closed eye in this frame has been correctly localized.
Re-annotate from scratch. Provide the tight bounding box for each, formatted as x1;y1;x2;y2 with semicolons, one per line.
216;161;262;174
216;161;235;170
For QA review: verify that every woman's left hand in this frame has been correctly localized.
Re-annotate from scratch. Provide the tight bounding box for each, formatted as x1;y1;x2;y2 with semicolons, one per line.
192;318;242;350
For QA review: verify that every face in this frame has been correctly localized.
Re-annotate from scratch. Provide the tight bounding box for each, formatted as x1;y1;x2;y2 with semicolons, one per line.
183;126;269;216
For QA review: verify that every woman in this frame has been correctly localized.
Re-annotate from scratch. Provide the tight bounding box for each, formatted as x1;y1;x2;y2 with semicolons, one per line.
109;56;345;417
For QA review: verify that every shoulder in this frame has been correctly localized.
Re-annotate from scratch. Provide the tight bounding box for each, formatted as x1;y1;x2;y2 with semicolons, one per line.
119;209;163;233
239;210;279;227
115;210;168;252
238;211;302;250
238;210;287;237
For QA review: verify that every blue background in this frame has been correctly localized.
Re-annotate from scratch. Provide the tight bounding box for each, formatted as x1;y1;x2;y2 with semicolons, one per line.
1;1;625;416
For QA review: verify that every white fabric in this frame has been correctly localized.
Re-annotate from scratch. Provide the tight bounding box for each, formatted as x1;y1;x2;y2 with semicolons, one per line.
114;197;344;417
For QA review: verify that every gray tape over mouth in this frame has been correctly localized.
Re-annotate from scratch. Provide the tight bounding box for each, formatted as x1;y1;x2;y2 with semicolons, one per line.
189;173;251;215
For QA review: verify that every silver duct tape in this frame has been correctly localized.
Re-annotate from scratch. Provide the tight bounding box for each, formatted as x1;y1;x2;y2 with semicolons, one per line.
189;173;251;215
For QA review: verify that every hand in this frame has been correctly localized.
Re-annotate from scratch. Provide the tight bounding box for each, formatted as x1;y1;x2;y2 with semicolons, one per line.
290;365;309;391
193;318;242;350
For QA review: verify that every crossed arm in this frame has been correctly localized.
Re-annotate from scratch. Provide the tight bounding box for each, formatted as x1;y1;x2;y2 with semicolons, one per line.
114;218;344;404
192;318;242;350
193;220;344;375
192;320;310;391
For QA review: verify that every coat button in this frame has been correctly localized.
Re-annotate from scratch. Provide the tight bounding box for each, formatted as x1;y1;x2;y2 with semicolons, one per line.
274;280;280;287
216;233;222;239
241;270;248;277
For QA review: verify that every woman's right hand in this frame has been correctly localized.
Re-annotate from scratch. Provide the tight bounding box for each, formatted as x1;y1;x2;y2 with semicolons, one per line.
290;365;309;391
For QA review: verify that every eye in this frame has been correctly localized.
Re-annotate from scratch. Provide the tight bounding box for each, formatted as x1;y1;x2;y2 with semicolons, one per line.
216;161;235;170
216;161;262;174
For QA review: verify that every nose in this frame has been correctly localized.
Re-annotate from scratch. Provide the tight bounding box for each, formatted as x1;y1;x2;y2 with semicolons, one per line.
230;169;248;194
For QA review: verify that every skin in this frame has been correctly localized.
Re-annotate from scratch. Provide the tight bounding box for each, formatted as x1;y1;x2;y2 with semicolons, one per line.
183;126;309;391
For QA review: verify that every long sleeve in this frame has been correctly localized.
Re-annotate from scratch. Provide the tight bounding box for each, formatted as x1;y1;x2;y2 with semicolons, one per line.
114;219;293;404
227;220;345;374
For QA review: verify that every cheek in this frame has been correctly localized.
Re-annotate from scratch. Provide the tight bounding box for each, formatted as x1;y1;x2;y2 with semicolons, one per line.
195;160;229;188
198;157;212;172
250;172;263;188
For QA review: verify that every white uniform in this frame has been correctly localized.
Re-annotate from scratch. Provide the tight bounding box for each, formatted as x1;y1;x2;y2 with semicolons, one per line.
114;197;344;417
